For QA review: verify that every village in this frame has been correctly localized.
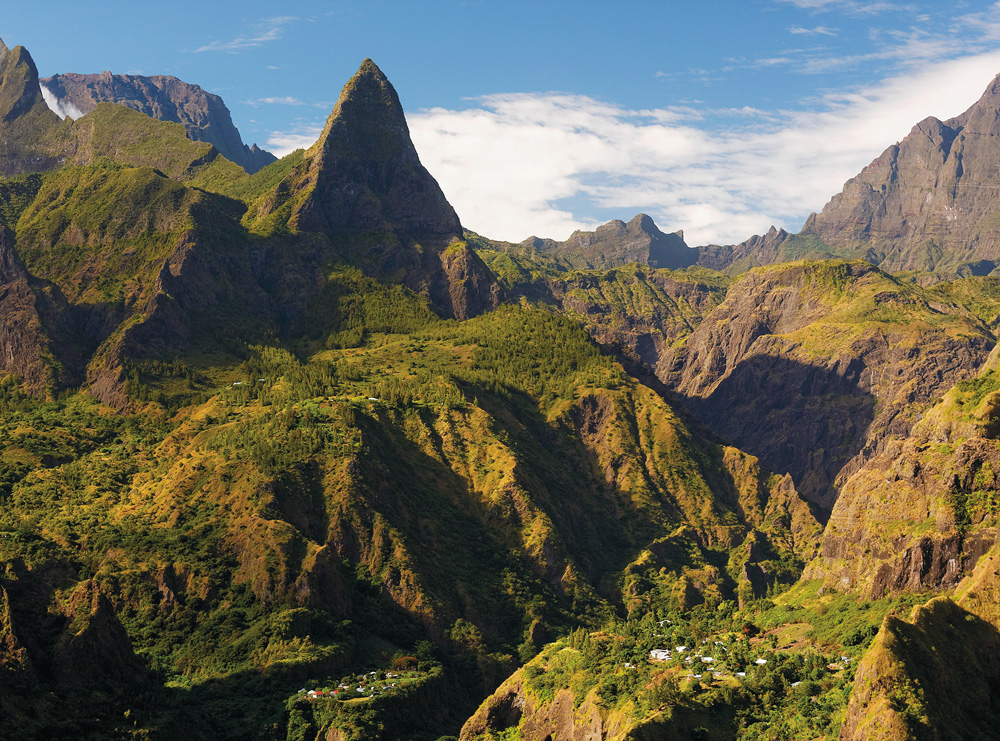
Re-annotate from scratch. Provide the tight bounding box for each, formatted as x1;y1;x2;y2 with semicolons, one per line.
644;621;852;686
290;660;429;703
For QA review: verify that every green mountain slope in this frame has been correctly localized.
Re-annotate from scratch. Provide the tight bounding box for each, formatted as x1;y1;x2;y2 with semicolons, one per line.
0;296;820;739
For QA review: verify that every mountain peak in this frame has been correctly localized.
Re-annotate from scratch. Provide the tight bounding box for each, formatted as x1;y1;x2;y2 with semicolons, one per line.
294;58;461;239
531;213;695;270
629;213;658;233
307;57;409;162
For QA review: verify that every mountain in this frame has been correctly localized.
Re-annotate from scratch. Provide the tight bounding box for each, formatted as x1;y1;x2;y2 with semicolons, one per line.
11;31;1000;741
0;56;500;407
693;73;1000;279
245;58;500;321
0;38;71;176
41;71;277;174
521;213;697;271
801;74;1000;275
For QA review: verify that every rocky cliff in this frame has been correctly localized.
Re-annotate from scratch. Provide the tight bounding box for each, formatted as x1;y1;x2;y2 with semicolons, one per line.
659;261;994;512
41;71;276;174
802;73;1000;275
808;343;1000;596
523;214;697;271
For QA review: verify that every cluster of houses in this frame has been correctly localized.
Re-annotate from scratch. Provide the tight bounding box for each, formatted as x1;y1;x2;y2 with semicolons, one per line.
647;637;854;685
647;640;766;681
296;670;409;701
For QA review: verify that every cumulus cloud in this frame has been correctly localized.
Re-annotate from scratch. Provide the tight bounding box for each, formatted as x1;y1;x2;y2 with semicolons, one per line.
408;52;1000;245
39;83;84;120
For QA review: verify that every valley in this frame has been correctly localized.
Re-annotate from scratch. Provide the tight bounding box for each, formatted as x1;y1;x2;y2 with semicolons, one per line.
2;30;1000;741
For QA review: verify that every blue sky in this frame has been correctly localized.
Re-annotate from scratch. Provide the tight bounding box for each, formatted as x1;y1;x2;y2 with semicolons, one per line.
6;1;1000;244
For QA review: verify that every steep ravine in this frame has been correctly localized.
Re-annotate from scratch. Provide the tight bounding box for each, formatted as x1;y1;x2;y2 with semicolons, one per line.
657;261;994;513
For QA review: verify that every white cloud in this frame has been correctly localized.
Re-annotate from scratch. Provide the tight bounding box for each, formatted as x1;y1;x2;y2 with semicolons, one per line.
266;122;324;158
244;96;304;106
408;52;1000;246
193;16;298;53
789;25;839;35
776;0;907;13
39;83;84;120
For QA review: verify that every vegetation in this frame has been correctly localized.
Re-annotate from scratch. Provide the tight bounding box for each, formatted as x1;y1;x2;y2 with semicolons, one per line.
467;583;929;740
6;49;1000;741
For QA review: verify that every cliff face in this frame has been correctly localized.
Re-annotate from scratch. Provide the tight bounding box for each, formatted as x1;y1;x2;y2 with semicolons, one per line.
807;343;1000;596
41;71;276;173
0;38;70;177
659;261;993;512
802;73;1000;275
523;214;697;271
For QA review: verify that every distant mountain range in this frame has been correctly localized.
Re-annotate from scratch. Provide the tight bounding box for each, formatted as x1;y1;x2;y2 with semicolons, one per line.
40;71;276;174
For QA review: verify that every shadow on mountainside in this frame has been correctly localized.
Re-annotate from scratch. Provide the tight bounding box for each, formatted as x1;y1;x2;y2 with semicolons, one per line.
678;353;877;518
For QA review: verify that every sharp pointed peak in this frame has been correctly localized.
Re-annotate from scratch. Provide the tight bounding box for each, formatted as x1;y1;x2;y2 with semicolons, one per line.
0;37;8;55
356;58;386;78
308;57;407;159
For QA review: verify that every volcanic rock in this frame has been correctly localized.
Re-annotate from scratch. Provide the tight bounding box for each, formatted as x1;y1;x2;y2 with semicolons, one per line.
42;71;276;173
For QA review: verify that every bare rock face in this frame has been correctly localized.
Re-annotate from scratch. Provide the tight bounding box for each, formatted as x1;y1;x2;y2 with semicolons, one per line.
808;346;1000;595
293;59;463;240
41;71;276;173
659;261;992;512
696;225;792;272
804;73;1000;274
523;214;697;271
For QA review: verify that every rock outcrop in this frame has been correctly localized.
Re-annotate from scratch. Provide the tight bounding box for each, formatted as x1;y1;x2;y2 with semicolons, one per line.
523;214;697;271
659;261;993;511
802;72;1000;275
41;71;276;173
